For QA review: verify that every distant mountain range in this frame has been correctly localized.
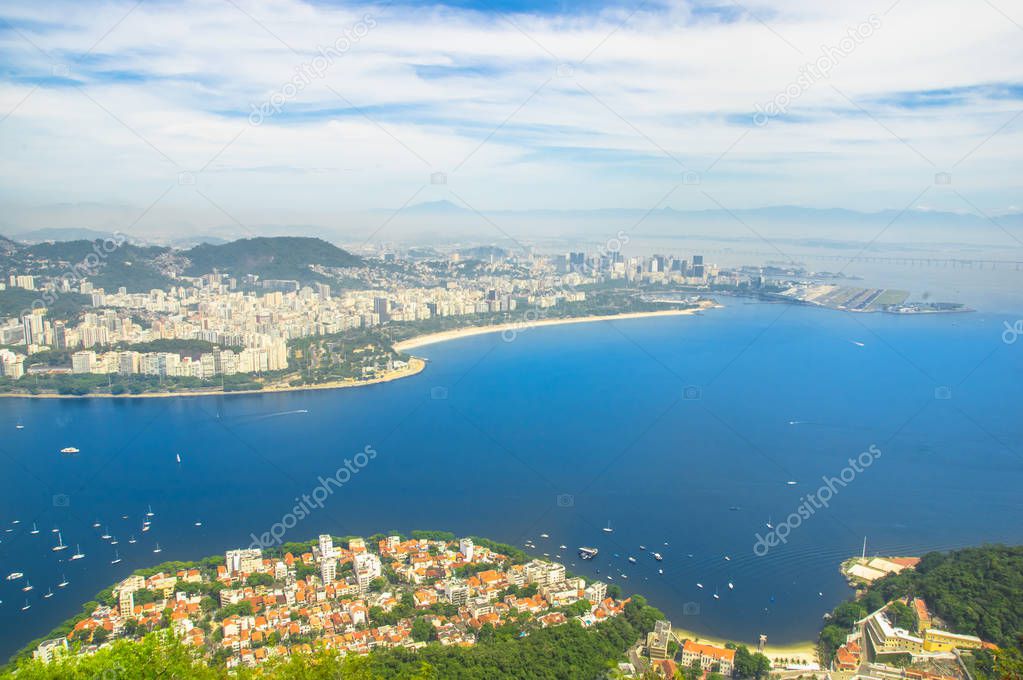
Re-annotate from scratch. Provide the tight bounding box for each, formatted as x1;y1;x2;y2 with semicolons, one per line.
0;235;363;292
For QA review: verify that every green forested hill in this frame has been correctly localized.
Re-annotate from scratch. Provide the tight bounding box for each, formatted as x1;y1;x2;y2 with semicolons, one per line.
820;545;1023;679
182;237;362;283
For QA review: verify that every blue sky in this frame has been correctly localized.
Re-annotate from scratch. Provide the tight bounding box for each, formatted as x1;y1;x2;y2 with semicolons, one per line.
0;0;1021;239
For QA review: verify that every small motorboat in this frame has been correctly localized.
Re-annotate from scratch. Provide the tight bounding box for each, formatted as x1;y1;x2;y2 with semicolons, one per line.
6;572;24;581
60;447;80;455
696;582;704;589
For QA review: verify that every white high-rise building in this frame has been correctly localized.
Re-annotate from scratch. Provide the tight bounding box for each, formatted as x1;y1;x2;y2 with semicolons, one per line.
459;538;474;562
318;534;334;559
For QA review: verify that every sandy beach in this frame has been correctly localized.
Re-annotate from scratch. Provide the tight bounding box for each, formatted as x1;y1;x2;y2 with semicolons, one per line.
394;302;718;352
3;303;718;399
671;627;818;665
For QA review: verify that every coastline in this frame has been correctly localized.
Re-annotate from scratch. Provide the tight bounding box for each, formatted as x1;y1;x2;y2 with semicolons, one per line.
1;303;719;400
671;627;818;664
0;357;427;400
394;302;719;352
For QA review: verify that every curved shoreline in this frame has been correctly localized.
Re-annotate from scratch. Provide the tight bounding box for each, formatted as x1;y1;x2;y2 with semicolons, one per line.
0;357;428;400
1;304;718;399
394;303;719;352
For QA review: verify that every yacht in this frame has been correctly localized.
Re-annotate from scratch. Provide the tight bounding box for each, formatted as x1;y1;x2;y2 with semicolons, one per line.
696;582;704;589
60;447;80;454
22;580;33;592
100;527;112;540
627;556;637;564
29;523;39;535
658;568;664;575
146;505;155;517
51;531;69;552
5;572;24;581
153;543;162;554
539;533;549;539
141;523;150;533
194;520;202;527
559;545;567;550
176;453;181;464
43;589;54;599
713;589;720;600
15;422;24;429
21;600;30;611
602;521;613;533
58;575;69;588
128;535;137;544
639;545;646;551
70;545;85;560
652;552;663;561
578;547;599;560
51;527;59;533
728;581;735;590
111;550;122;565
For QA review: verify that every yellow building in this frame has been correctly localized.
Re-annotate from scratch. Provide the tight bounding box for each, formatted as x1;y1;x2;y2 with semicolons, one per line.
923;629;983;652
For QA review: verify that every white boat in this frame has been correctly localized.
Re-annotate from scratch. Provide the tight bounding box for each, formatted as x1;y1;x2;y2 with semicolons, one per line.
639;545;646;550
621;574;628;579
559;545;567;550
652;552;663;561
110;537;118;545
141;524;150;533
52;531;68;552
153;543;162;554
128;536;136;544
728;581;735;590
724;555;731;561
51;527;59;533
11;519;19;524
22;581;33;592
713;591;720;600
60;447;80;454
696;582;704;589
539;533;549;539
100;527;112;540
58;575;69;588
92;520;101;528
146;505;154;517
194;520;202;527
602;522;613;533
5;572;24;581
658;568;664;575
70;545;85;560
627;556;637;564
15;423;24;429
21;600;30;611
29;523;39;535
43;589;53;599
786;481;798;486
176;453;181;464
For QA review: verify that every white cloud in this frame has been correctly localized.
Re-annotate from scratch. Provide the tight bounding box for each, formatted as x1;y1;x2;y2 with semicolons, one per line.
0;0;1021;237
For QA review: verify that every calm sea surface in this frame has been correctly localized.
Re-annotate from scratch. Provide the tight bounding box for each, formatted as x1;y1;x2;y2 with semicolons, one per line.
2;301;1022;659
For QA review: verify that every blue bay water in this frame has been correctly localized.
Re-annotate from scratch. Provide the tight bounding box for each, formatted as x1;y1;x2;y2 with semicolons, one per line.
1;301;1022;659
